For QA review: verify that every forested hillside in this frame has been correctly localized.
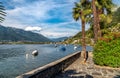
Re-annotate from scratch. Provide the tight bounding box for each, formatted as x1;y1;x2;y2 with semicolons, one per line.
0;25;51;42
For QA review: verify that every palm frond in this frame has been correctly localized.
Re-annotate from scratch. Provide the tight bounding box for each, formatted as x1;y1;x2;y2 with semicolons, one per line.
83;9;92;16
0;2;6;23
0;16;5;22
0;10;6;16
0;7;5;11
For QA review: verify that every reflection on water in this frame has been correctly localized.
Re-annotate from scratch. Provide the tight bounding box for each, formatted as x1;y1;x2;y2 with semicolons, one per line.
0;44;93;78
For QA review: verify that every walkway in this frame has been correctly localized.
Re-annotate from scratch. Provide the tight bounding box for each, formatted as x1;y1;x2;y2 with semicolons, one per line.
54;52;120;78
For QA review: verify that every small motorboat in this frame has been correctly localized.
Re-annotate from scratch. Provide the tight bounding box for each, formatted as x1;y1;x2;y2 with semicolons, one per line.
55;44;57;47
60;47;66;51
32;50;38;56
64;44;67;46
74;46;77;50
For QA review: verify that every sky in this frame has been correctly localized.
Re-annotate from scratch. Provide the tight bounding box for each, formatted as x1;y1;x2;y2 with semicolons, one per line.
1;0;120;38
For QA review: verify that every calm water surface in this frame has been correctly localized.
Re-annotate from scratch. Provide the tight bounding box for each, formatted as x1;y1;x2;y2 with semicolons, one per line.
0;44;92;78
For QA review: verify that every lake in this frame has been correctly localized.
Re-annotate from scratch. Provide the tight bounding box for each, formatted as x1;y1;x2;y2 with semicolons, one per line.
0;44;93;78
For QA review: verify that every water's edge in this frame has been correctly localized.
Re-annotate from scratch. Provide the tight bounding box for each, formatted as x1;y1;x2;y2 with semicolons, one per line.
16;51;81;78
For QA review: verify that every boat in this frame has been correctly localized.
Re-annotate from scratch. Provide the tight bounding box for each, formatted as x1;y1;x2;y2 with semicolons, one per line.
32;50;38;56
74;46;77;50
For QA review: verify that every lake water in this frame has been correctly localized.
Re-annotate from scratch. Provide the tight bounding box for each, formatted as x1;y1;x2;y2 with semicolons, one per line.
0;44;92;78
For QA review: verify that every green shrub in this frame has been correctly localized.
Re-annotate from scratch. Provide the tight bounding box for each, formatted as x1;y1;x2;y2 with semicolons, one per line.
93;38;120;68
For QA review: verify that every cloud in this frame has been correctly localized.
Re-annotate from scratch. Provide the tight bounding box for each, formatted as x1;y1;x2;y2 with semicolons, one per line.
2;0;81;38
41;31;75;38
25;26;42;31
3;0;79;24
2;0;55;28
4;1;52;22
38;21;80;38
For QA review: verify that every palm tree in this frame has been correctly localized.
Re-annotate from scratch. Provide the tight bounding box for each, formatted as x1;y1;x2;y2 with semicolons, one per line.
92;0;114;38
0;2;6;23
73;0;91;62
92;0;98;43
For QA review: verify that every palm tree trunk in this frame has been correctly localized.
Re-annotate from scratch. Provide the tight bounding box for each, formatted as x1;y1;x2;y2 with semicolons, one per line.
97;9;102;38
92;0;98;43
81;19;86;62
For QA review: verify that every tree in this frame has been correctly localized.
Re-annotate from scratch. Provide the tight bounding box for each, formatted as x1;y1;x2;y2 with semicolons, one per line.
91;0;114;42
93;0;114;38
92;0;98;43
73;0;91;62
0;2;6;23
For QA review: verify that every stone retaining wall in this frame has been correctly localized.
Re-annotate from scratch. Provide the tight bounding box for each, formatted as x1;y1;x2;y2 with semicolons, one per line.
16;51;81;78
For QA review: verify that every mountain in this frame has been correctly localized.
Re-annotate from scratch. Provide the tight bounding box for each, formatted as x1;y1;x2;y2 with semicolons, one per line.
51;37;69;42
0;25;51;42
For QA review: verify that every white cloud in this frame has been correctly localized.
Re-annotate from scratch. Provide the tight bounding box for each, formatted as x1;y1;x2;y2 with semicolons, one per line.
3;0;58;24
41;31;73;38
25;26;42;31
38;21;80;38
2;0;81;38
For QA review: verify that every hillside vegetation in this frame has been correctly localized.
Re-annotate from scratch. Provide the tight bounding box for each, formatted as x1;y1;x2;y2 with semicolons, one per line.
0;25;51;42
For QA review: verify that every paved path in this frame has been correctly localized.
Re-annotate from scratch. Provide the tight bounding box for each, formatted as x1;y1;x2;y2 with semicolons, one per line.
54;53;120;78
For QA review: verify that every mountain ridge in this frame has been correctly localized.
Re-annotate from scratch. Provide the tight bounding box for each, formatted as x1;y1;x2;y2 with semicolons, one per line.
51;37;69;42
0;25;51;42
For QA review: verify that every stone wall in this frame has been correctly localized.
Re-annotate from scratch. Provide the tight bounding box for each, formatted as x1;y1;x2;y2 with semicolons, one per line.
16;51;81;78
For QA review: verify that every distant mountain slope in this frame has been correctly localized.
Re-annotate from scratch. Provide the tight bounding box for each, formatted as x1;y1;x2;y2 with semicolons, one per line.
0;25;51;42
51;37;69;42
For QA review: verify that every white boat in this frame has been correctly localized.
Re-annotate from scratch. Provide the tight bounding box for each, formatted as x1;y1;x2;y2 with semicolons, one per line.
32;50;38;56
55;44;57;47
74;46;77;50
